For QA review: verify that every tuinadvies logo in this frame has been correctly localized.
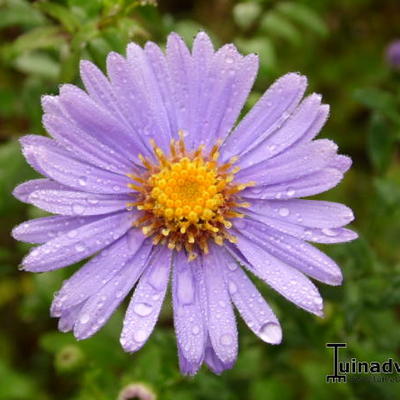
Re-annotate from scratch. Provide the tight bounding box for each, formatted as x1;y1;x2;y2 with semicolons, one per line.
326;343;400;383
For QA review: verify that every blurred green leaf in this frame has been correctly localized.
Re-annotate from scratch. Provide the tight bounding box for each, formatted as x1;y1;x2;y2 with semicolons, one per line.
276;2;328;37
235;36;276;71
3;26;64;59
260;12;301;46
233;2;262;30
35;1;81;33
354;87;400;124
0;359;37;400
367;113;394;173
14;52;59;79
59;47;81;82
0;0;45;29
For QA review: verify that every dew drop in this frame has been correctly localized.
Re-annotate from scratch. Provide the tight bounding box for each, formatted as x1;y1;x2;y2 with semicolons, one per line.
228;281;238;294
228;262;238;272
278;207;290;217
321;228;338;237
67;229;78;238
80;314;90;324
286;188;296;197
75;243;86;252
258;322;282;344
133;302;153;317
134;329;147;342
72;204;85;215
313;297;323;305
192;325;200;335
220;334;233;346
87;198;99;205
78;176;87;187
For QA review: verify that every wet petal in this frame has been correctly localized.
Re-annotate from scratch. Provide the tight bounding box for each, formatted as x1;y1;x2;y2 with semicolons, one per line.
237;139;338;186
237;94;326;168
248;198;355;229
73;241;153;340
204;335;234;374
59;84;141;163
202;247;238;365
57;304;83;333
234;231;324;316
172;252;206;371
120;246;172;352
79;60;127;121
221;250;282;344
43;113;132;174
13;178;66;203
197;46;258;149
12;215;100;244
22;136;132;194
28;189;131;216
22;211;133;272
221;72;307;161
243;168;344;200
51;229;145;315
244;210;357;244
126;42;173;151
239;219;344;285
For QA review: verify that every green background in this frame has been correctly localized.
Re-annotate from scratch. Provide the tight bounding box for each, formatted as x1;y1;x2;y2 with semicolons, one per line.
1;0;400;399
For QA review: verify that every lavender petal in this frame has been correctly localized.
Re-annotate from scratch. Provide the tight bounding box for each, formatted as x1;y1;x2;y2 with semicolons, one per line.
22;211;134;272
202;247;238;365
120;246;171;352
73;241;153;340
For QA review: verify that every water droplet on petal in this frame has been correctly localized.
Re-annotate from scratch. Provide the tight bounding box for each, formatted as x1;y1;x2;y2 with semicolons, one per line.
87;198;99;205
321;228;338;237
75;243;86;252
313;297;323;305
78;176;87;186
220;334;233;346
72;204;85;215
134;329;147;343
228;262;238;272
228;281;238;294
67;230;78;238
133;302;153;317
278;207;290;217
80;314;90;324
258;322;282;344
286;188;296;197
192;325;200;335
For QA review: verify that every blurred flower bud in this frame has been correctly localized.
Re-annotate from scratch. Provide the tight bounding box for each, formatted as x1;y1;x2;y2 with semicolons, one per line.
117;383;156;400
386;40;400;69
55;345;84;373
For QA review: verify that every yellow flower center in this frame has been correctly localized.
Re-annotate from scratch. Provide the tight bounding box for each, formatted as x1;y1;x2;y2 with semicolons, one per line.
127;131;254;260
150;157;224;223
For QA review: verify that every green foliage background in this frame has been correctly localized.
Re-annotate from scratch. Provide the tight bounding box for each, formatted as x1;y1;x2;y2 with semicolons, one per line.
1;0;400;399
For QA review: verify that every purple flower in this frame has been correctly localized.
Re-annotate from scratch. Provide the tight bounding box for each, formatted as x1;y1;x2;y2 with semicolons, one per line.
386;39;400;69
12;32;357;375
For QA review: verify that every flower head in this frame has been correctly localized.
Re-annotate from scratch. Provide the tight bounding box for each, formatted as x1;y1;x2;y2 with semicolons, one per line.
386;39;400;69
12;32;357;375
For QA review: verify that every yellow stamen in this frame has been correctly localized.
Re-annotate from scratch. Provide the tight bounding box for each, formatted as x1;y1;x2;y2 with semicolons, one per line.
126;132;253;260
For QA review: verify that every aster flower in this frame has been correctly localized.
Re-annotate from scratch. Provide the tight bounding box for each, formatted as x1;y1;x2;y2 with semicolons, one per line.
12;31;357;375
386;39;400;69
